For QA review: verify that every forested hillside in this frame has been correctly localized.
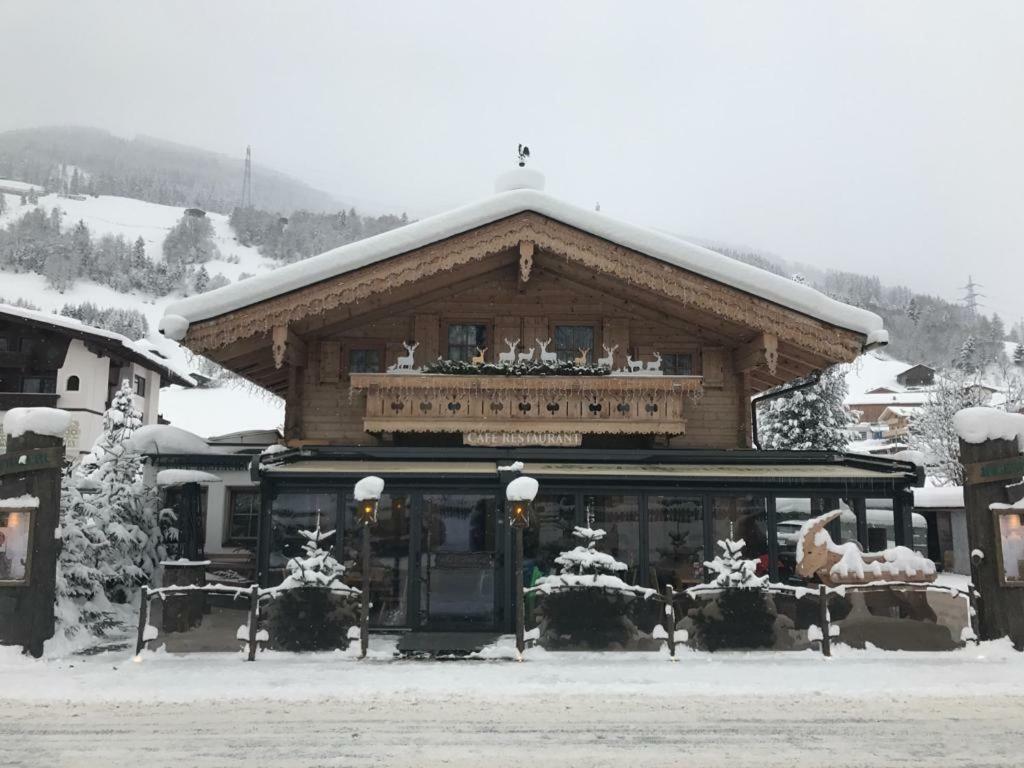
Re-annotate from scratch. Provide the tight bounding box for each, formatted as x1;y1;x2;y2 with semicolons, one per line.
0;126;337;214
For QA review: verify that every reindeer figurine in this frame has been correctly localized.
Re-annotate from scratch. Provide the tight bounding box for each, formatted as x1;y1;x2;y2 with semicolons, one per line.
597;344;618;369
645;352;663;374
391;341;419;371
518;345;536;363
537;338;557;365
574;347;590;367
796;510;936;586
498;338;519;366
471;346;487;365
624;355;644;373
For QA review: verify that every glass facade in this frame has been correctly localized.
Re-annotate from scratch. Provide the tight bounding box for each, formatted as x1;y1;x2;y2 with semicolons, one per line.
523;494;576;579
268;491;340;576
648;495;703;588
712;496;768;576
343;494;411;627
584;494;640;582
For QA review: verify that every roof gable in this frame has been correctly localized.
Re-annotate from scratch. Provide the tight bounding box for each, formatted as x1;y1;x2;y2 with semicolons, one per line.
161;188;884;343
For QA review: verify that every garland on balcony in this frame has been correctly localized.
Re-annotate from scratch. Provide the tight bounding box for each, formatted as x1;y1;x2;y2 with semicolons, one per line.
420;358;612;377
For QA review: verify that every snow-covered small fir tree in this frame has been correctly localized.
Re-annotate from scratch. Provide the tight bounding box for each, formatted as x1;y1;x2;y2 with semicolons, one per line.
704;538;768;589
757;365;854;451
692;538;775;651
278;526;354;592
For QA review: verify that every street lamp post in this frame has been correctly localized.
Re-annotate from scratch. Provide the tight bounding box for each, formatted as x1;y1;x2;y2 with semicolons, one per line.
354;475;384;659
506;475;538;658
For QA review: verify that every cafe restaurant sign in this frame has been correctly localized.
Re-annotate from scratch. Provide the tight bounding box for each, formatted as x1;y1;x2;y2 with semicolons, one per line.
464;431;583;447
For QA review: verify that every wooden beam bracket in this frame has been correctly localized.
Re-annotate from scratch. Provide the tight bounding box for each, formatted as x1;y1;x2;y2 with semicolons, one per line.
734;333;779;375
272;325;308;370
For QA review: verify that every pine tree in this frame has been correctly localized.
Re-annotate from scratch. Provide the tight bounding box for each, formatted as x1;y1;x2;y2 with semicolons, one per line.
1015;343;1024;367
193;264;209;293
757;365;854;451
957;336;978;371
906;297;920;325
692;539;775;651
704;538;768;589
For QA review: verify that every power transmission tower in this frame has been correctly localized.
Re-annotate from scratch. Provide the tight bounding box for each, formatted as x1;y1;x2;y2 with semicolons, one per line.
961;275;984;316
240;145;254;209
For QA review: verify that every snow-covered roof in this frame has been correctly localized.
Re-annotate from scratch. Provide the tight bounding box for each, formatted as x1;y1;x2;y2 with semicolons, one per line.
161;175;884;340
128;424;216;455
3;407;71;439
913;486;964;509
0;303;194;387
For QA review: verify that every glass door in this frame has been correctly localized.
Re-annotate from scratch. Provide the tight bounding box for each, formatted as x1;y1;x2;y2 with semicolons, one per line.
419;493;499;629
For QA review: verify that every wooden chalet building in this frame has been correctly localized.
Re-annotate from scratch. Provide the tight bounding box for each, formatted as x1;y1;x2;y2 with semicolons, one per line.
160;166;919;637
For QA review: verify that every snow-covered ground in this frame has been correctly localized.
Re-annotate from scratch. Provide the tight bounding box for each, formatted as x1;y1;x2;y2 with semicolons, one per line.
1;640;1022;767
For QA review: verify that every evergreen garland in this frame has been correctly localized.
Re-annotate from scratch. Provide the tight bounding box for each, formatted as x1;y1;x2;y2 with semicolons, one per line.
421;358;611;377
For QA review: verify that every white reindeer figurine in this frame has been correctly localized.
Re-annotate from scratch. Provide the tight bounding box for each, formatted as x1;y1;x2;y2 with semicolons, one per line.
518;346;536;363
471;346;487;365
392;341;419;371
625;355;644;373
645;352;663;373
574;347;590;367
597;344;618;369
498;338;519;366
537;338;557;365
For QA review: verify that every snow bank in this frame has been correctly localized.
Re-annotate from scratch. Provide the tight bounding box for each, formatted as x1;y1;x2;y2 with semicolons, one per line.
128;424;215;455
498;460;525;472
3;407;71;439
531;573;655;598
163;189;884;339
0;494;40;508
505;476;539;502
953;407;1024;450
354;475;385;501
156;469;222;486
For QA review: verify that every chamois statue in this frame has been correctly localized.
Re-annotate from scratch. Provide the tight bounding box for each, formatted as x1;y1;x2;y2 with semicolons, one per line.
574;347;589;367
597;344;618;368
498;338;519;365
392;341;419;371
796;510;937;586
537;338;557;365
471;346;487;365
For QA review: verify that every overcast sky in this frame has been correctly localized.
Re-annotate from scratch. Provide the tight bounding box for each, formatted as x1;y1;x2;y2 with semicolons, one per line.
2;1;1022;323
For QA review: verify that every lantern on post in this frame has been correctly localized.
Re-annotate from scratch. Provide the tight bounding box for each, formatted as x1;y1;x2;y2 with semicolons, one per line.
505;475;539;658
353;475;384;658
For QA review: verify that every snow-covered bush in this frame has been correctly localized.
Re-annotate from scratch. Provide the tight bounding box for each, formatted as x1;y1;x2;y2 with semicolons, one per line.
691;538;775;651
529;525;653;649
55;381;169;641
263;526;360;652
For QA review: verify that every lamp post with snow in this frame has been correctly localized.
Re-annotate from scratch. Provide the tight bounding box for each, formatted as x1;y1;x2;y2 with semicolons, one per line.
506;475;538;657
354;475;384;658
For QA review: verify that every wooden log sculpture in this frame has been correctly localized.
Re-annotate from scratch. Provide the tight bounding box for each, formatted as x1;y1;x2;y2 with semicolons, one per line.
796;510;937;586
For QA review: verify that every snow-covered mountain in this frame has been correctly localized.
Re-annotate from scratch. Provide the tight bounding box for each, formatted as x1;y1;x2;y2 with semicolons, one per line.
0;187;284;438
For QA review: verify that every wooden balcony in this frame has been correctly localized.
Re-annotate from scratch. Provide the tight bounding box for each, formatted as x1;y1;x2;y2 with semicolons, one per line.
0;392;60;411
349;373;704;446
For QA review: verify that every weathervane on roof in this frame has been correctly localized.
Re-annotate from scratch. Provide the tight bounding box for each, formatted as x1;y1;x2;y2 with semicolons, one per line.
517;144;530;167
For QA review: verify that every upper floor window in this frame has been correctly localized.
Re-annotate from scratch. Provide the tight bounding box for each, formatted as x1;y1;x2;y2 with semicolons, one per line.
447;323;487;362
22;376;56;394
134;375;146;397
553;325;594;362
660;352;694;376
66;375;80;391
0;338;8;352
349;348;383;373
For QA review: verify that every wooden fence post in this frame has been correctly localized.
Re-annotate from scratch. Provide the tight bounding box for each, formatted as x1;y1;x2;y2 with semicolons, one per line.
663;585;676;658
134;585;149;656
514;525;525;657
819;584;831;657
247;584;259;662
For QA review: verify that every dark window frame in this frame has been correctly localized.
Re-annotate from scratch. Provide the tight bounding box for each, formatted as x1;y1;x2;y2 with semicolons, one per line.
348;347;385;374
551;323;597;362
134;374;146;397
225;487;261;545
445;321;490;363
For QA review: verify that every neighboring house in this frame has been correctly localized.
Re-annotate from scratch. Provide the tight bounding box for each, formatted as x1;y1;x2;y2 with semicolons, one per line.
158;166;922;639
912;485;968;575
0;304;194;456
896;364;936;388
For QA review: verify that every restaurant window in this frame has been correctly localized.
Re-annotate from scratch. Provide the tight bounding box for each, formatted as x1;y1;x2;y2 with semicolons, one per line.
269;491;340;578
648;495;704;588
349;348;383;373
226;488;261;544
994;507;1024;586
584;494;640;582
553;325;594;362
660;352;694;375
343;494;411;627
134;374;146;397
712;496;768;577
447;323;487;362
523;494;576;578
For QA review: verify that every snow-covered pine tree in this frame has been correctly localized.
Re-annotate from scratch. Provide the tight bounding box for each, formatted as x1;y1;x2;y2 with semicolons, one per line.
957;336;978;372
692;538;775;651
1015;343;1024;367
756;365;854;451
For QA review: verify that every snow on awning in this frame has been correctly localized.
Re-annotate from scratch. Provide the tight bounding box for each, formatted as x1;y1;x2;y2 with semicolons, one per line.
157;469;222;486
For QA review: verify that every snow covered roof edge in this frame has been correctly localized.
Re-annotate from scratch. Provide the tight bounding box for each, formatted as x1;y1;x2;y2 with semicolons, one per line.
161;188;884;340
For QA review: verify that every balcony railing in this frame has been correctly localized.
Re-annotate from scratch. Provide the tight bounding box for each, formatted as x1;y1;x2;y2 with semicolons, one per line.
349;373;703;446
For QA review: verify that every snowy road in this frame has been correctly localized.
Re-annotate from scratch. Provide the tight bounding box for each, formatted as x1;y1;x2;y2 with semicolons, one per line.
3;640;1023;767
3;693;1022;768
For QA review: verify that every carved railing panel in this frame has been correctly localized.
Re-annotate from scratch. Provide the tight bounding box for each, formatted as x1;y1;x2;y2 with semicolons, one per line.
349;373;702;441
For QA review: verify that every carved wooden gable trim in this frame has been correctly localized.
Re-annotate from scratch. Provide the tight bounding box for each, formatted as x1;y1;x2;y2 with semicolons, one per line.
183;212;864;363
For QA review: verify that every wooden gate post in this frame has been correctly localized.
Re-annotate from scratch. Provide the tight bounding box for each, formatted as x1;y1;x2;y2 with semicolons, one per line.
135;585;150;656
247;584;259;662
514;525;525;657
819;584;831;657
360;524;370;658
959;435;1024;645
663;585;676;658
